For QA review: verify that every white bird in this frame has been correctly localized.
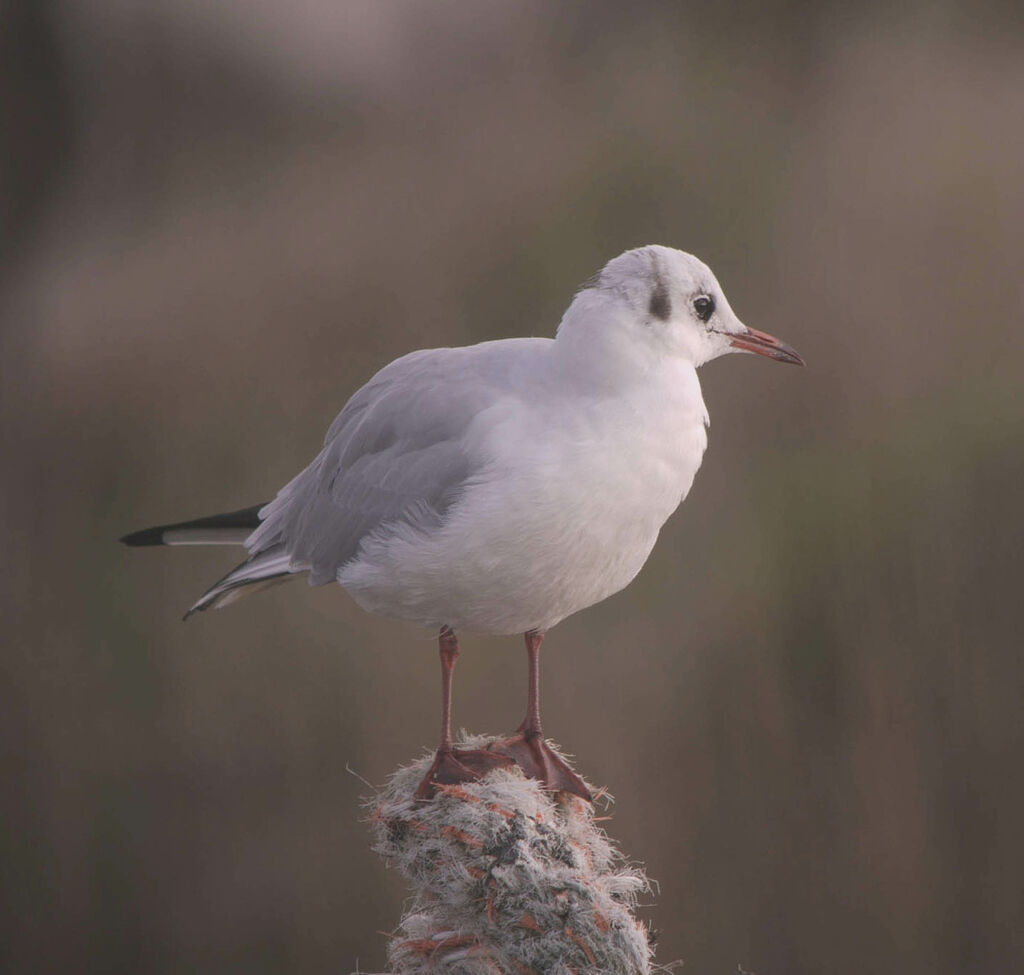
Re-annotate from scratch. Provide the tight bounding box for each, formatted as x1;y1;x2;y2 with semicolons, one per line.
123;245;803;799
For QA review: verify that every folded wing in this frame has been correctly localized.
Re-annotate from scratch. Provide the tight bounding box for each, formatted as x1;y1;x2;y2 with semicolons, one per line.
188;347;500;615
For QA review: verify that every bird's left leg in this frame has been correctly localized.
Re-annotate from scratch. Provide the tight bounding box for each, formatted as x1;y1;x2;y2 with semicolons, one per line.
493;630;592;801
414;626;512;801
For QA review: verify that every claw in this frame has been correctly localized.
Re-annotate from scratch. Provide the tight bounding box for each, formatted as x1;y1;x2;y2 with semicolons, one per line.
491;733;592;801
414;747;514;801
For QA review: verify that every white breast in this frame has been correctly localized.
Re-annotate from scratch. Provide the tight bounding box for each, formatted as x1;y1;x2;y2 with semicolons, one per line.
340;360;709;635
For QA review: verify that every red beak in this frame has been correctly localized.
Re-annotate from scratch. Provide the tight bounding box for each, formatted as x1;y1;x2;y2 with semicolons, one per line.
729;326;804;366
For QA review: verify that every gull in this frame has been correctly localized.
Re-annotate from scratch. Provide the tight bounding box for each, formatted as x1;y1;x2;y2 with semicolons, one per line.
122;245;803;800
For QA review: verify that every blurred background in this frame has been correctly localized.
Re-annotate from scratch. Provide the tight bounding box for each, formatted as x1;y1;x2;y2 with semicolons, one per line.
2;1;1023;972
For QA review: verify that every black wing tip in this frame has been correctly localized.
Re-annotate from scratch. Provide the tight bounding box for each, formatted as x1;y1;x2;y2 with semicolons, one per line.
119;503;268;548
120;526;166;547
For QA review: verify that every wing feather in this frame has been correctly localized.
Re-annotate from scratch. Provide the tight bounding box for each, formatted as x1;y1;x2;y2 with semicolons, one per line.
246;347;499;585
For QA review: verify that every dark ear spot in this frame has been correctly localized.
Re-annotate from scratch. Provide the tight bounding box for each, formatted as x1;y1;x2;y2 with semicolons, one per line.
648;278;671;321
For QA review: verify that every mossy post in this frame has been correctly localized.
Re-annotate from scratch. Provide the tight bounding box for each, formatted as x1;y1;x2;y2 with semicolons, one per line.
365;735;658;975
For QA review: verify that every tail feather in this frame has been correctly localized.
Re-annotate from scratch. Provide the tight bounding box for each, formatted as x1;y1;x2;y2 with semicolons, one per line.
121;504;267;547
184;545;297;619
122;503;304;618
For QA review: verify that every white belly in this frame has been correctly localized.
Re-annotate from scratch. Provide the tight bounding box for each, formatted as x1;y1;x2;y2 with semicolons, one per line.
339;399;709;634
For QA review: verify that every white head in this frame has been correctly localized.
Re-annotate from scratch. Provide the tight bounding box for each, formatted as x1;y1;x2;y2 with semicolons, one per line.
557;245;803;370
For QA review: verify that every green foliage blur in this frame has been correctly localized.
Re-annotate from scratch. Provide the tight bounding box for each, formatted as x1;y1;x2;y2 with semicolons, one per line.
2;2;1022;973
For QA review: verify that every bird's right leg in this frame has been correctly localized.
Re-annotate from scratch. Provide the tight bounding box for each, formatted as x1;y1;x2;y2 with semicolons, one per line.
491;630;592;801
413;626;512;800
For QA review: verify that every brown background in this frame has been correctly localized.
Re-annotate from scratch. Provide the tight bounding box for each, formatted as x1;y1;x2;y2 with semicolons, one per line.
2;2;1023;973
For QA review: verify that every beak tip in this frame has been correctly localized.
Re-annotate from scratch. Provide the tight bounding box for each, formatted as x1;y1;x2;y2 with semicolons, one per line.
729;327;805;368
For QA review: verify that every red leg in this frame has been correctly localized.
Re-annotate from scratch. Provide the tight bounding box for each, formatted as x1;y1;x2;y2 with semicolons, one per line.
438;624;459;751
414;627;512;801
524;629;544;737
493;631;592;801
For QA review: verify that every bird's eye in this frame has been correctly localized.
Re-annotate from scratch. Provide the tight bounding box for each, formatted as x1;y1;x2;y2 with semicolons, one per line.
693;295;715;323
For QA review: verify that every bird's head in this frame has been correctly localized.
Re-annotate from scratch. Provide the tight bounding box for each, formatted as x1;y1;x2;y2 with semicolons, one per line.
561;245;803;370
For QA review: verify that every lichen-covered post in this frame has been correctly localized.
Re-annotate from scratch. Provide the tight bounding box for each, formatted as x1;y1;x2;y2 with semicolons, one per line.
366;735;656;975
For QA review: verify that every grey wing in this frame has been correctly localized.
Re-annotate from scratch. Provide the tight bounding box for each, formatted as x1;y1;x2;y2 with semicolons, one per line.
246;348;494;585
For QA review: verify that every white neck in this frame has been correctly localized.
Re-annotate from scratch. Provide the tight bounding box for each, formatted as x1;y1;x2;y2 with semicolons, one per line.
553;290;663;392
